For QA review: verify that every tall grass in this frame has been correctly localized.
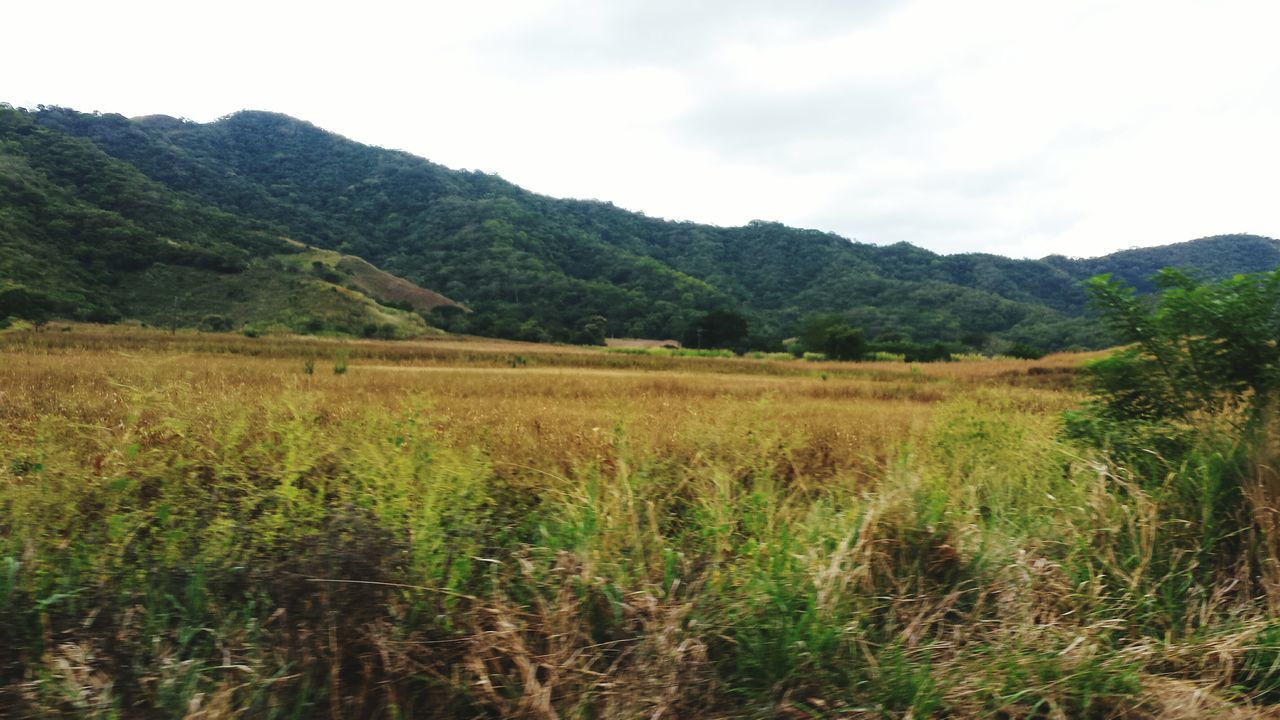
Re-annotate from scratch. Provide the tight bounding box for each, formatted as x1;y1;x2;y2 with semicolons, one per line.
2;328;1278;717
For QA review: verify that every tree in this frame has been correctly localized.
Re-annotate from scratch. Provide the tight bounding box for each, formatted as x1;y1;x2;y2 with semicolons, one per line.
428;305;467;333
1080;269;1280;423
573;315;608;346
797;314;866;361
824;325;867;361
903;342;951;363
200;314;233;332
1004;343;1045;360
1064;271;1280;580
689;309;749;349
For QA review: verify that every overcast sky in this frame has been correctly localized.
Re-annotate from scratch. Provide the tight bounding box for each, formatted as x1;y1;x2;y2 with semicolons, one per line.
10;0;1280;258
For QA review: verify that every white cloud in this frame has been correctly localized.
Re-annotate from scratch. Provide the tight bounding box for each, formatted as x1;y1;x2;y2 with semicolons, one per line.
7;0;1279;257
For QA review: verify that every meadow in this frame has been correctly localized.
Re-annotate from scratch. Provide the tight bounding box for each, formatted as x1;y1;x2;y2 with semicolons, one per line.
2;325;1278;718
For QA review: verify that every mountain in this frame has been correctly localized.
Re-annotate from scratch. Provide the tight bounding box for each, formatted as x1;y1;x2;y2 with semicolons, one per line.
7;104;1280;350
0;107;460;337
1044;234;1280;293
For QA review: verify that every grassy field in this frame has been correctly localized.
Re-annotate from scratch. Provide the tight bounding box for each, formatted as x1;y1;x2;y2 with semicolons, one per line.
2;326;1278;718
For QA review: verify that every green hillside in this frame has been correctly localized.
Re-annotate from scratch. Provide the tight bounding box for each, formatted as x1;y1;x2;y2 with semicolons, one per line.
0;107;456;337
8;105;1280;349
1045;233;1280;293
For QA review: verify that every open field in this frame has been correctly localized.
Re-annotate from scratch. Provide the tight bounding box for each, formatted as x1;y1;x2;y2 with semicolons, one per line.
2;326;1278;718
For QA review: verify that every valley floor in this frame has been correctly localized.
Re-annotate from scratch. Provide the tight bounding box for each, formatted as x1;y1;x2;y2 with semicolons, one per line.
1;326;1277;717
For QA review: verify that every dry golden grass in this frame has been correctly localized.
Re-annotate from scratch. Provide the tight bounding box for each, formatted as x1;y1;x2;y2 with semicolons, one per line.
8;325;1277;718
0;326;1085;490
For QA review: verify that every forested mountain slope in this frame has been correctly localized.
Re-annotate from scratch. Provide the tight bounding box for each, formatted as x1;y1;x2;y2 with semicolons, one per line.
0;107;457;337
1045;234;1280;293
10;105;1280;349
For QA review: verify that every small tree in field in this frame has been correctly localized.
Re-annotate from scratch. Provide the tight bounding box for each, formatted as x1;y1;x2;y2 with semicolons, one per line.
1068;268;1280;566
1078;268;1280;426
796;314;866;361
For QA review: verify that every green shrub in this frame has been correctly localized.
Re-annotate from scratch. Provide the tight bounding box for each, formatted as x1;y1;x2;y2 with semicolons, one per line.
796;314;866;360
1079;268;1280;425
1005;342;1045;360
199;314;233;332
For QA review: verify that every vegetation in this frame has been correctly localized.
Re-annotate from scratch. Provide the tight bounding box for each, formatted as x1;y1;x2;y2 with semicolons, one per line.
14;105;1280;350
793;313;867;360
6;100;1280;715
0;107;454;338
4;265;1280;717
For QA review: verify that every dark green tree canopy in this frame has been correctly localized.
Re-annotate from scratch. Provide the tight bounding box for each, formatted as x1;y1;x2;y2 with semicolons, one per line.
797;314;867;360
689;309;749;349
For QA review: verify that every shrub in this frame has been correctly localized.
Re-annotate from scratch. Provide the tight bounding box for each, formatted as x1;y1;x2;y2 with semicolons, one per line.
199;314;232;332
1005;342;1045;360
903;342;952;363
1078;268;1280;424
1065;268;1280;607
796;314;866;360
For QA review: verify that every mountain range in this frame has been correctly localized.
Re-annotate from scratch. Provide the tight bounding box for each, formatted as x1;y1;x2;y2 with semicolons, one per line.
3;104;1279;350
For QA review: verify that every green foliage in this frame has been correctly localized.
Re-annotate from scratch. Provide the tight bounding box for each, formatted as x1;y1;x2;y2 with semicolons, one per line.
1240;623;1280;702
868;337;957;363
906;341;952;363
9;330;1280;715
1078;269;1280;424
688;308;749;349
1;391;493;716
573;314;608;346
1004;342;1046;360
0;108;440;339
27;106;1279;352
1045;234;1280;294
1063;268;1280;641
199;313;231;332
796;313;866;360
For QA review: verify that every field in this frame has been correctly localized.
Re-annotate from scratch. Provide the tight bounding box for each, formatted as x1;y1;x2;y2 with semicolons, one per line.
2;326;1278;718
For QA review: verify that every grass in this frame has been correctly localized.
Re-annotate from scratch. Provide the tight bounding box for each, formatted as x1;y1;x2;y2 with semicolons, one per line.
115;253;441;340
1;325;1277;717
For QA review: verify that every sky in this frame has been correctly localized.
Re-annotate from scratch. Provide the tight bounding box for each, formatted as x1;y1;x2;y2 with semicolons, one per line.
8;0;1280;258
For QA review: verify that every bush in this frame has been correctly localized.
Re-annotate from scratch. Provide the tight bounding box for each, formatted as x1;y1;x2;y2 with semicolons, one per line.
200;314;233;332
904;342;951;363
1064;268;1280;598
1078;269;1280;424
1005;343;1045;360
796;314;865;360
